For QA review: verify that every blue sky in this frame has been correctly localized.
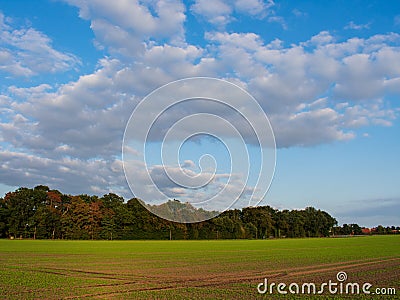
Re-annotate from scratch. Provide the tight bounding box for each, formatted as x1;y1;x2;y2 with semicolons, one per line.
0;0;399;226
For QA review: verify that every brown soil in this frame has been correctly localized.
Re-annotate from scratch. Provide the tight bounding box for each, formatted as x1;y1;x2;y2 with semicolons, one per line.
54;256;400;299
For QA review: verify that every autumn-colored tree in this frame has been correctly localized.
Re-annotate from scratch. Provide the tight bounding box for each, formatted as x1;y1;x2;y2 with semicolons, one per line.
3;186;391;241
61;196;91;239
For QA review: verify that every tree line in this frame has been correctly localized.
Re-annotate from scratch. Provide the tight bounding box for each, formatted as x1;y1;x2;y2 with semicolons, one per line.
0;185;395;240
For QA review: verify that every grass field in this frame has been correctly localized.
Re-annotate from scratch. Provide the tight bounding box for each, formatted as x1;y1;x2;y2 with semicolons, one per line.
0;236;399;299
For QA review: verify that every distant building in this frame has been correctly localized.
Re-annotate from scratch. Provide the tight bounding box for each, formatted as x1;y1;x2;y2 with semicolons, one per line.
361;227;371;234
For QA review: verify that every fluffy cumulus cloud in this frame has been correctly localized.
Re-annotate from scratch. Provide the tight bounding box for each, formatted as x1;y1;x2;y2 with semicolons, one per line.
65;0;186;56
0;12;79;77
0;150;127;196
191;0;274;27
1;1;400;205
2;58;134;159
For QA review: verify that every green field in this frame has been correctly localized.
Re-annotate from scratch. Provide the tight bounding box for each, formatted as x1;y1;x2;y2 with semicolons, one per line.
0;236;399;299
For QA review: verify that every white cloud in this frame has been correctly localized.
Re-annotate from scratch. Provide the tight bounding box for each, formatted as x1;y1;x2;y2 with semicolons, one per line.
202;30;398;146
1;3;400;201
0;150;127;197
2;29;399;156
65;0;186;57
267;16;287;30
123;159;254;211
308;31;335;46
181;160;196;169
344;21;371;30
205;32;263;51
234;0;274;17
270;108;355;147
292;8;307;18
2;58;134;159
191;0;274;27
191;0;233;27
0;12;80;77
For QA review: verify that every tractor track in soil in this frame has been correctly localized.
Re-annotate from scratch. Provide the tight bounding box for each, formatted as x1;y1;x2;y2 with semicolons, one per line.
57;256;399;299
